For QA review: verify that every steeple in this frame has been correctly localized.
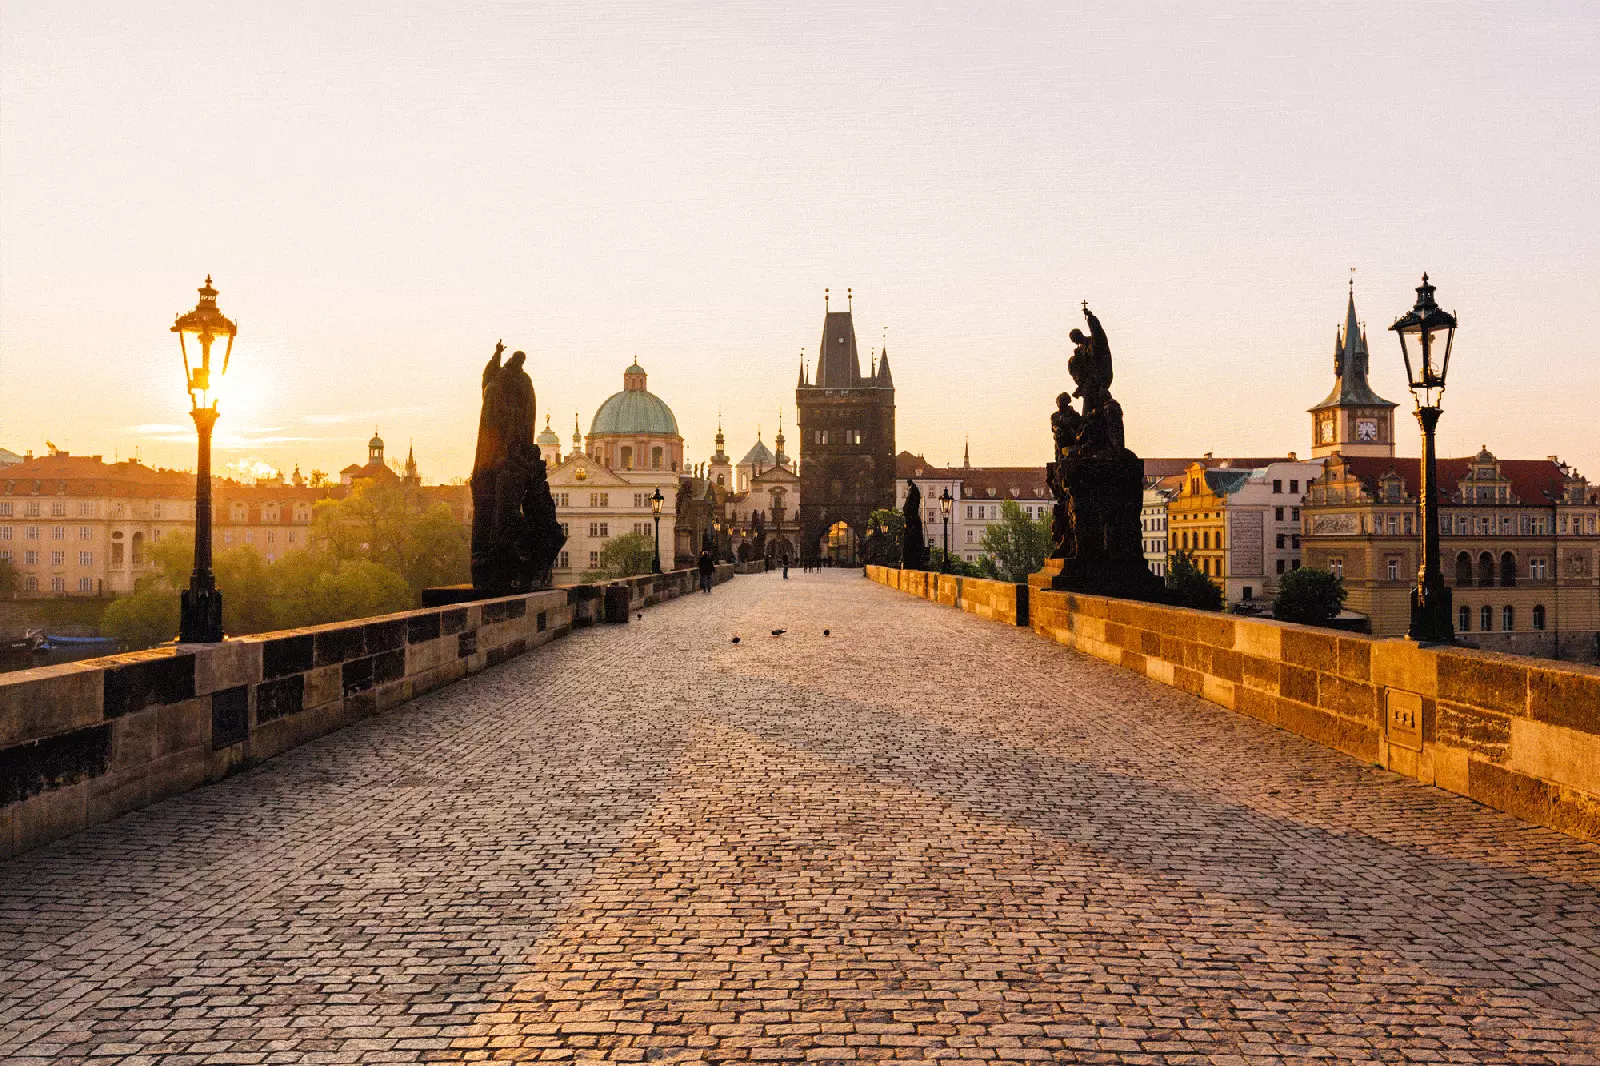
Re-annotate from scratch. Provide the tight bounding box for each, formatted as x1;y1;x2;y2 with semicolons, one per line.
572;412;582;452
713;415;726;462
1310;279;1397;458
798;349;807;387
404;440;418;482
774;411;787;466
875;343;893;388
963;436;970;469
815;297;862;387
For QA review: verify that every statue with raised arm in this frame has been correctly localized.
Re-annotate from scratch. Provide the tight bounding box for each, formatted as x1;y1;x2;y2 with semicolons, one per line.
1035;305;1165;603
469;341;566;594
901;479;929;571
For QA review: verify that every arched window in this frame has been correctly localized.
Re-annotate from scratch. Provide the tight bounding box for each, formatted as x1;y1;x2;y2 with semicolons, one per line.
620;446;633;470
1500;551;1517;587
130;531;145;566
1478;551;1495;587
1502;605;1515;631
652;447;663;470
1455;551;1473;586
111;531;124;568
1532;604;1546;631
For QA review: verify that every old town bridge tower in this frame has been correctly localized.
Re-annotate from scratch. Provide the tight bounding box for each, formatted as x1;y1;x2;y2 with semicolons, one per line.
796;291;896;564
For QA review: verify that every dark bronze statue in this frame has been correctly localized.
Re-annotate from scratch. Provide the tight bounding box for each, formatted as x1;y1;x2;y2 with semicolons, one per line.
1041;307;1165;602
900;479;930;570
471;341;566;593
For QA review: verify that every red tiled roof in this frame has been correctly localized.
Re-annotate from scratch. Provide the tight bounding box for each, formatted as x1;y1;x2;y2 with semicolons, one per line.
1334;456;1576;505
893;453;1048;499
1142;457;1296;478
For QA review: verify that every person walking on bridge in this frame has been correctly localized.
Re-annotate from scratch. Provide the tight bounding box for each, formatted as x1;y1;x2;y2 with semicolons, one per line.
697;548;715;593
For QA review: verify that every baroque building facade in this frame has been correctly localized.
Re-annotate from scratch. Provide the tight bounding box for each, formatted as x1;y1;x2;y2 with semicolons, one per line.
796;298;895;565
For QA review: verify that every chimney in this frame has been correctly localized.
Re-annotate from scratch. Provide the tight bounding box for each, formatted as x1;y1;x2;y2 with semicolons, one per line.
1288;451;1297;461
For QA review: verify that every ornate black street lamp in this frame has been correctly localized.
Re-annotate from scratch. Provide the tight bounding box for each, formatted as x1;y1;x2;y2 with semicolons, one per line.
1390;273;1458;643
650;487;664;573
939;488;953;573
172;277;236;643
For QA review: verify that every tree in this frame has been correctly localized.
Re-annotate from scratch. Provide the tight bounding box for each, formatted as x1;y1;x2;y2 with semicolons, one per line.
926;548;985;577
596;532;656;579
979;500;1052;582
101;575;180;649
0;555;19;598
866;507;903;566
1272;566;1347;626
1166;551;1223;610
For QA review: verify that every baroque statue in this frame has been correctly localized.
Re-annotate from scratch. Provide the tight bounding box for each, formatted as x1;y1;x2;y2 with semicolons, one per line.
470;341;567;593
901;478;930;571
1038;306;1165;601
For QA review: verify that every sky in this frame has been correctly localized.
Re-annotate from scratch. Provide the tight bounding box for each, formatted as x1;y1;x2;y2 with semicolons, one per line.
2;0;1596;483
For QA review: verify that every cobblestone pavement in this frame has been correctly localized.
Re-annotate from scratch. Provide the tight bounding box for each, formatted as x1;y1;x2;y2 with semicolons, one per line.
3;571;1599;1065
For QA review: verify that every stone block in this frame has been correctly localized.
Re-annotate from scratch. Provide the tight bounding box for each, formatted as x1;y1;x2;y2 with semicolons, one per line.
407;611;443;644
1281;664;1318;706
1201;674;1236;710
1433;744;1470;794
103;652;195;720
1209;647;1244;684
0;722;111;806
255;674;306;724
1235;686;1280;725
1468;759;1600;842
0;664;104;748
86;766;150;826
1278;700;1378;762
1435;700;1511;762
111;709;159;768
1119;650;1146;675
1234;619;1282;661
363;618;407;654
375;679;412;712
441;607;469;635
1369;639;1437;697
1193;615;1236;650
1526;666;1600;734
302;664;341;711
157;698;210;757
13;781;88;854
1336;638;1372;683
211;686;249;750
1321;675;1379;724
1436;651;1529;715
1172;666;1204;696
314;625;366;668
261;633;314;679
194;641;262;698
1281;629;1337;671
1144;657;1175;686
1509;718;1600;797
1240;655;1280;694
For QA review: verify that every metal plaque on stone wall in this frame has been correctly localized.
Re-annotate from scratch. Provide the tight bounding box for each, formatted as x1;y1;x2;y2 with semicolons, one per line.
1385;690;1423;752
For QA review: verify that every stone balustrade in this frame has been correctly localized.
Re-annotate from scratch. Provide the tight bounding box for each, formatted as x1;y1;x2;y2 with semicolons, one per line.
0;564;735;859
867;565;1600;842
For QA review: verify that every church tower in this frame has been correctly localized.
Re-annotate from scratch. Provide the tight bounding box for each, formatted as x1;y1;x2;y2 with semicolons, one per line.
1309;283;1397;458
795;288;896;564
708;418;732;489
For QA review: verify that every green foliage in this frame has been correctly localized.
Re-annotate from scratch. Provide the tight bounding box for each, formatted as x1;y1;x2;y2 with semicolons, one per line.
101;574;180;649
1166;551;1223;611
979;500;1052;582
0;555;19;598
98;486;469;649
1272;566;1347;626
597;532;656;579
867;507;904;565
926;548;986;577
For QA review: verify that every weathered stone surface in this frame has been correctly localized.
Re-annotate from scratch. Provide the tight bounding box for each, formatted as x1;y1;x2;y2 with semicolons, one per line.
2;571;1596;1063
1438;650;1530;715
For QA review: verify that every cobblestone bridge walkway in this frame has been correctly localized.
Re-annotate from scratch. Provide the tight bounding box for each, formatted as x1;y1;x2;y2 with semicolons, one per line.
4;571;1600;1064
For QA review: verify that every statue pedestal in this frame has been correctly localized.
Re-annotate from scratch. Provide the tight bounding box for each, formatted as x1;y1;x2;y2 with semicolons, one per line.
421;584;488;607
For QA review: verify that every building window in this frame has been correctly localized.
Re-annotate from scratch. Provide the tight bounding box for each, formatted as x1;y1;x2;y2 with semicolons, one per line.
51;525;64;540
1530;557;1547;580
78;502;94;517
599;493;609;507
589;551;599;567
598;523;609;537
0;503;10;517
1291;535;1300;549
589;522;599;537
1532;604;1545;631
1276;534;1285;549
1276;558;1285;575
1329;557;1343;578
1272;480;1282;494
1386;557;1399;580
1455;551;1472;585
1289;480;1299;493
1500;552;1517;587
51;501;66;517
1502;605;1514;631
0;527;8;541
51;550;64;566
78;526;91;540
1274;507;1284;521
25;502;40;517
1478;551;1494;586
634;493;644;507
25;526;38;540
559;551;569;569
558;493;569;507
24;550;38;565
79;551;92;566
50;577;64;593
1459;605;1470;631
1480;605;1492;631
652;447;663;469
78;578;93;593
560;523;569;537
620;446;633;469
965;505;973;519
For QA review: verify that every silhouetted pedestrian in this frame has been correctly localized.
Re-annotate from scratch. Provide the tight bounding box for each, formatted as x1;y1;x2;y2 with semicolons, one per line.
697;548;714;593
781;554;789;579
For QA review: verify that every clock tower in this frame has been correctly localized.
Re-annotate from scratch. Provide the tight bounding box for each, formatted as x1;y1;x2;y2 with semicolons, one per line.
1309;283;1397;459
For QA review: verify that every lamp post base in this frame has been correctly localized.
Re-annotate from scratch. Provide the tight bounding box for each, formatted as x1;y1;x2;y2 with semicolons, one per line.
179;582;224;644
1407;583;1454;645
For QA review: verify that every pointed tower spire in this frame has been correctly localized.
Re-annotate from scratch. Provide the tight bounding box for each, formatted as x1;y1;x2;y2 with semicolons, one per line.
775;410;787;466
798;348;807;387
572;412;582;452
963;436;970;469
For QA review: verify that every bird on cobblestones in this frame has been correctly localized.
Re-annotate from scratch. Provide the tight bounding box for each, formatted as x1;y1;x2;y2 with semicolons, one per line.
730;636;740;644
771;628;786;637
636;613;643;621
823;629;830;636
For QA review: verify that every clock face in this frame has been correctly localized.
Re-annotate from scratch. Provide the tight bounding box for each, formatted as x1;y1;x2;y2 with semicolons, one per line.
1357;419;1378;441
1319;418;1335;443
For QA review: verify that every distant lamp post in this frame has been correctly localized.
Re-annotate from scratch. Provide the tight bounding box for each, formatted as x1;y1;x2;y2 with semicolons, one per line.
939;488;953;573
172;277;236;643
1390;273;1458;643
650;487;664;573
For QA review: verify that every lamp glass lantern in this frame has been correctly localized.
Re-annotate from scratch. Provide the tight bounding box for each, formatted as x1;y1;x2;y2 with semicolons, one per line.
939;489;953;518
1389;272;1457;408
172;275;237;410
650;488;663;516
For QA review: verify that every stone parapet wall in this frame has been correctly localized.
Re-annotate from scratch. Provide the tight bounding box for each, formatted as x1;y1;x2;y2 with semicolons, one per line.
867;565;1600;842
0;565;736;859
866;566;1029;626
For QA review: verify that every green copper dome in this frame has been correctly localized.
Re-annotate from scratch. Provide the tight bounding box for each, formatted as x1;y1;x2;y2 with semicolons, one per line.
589;362;680;437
